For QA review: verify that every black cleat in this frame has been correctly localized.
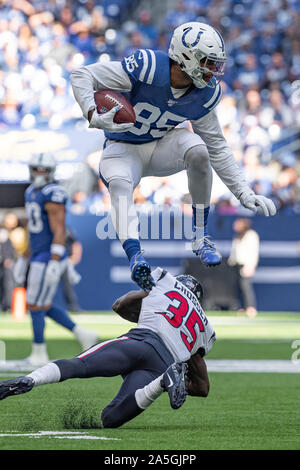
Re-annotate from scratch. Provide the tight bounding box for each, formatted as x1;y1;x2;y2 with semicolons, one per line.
130;251;156;292
0;376;34;400
161;362;188;410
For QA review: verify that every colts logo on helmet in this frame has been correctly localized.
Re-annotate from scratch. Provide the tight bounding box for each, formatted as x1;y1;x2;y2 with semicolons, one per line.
182;27;203;48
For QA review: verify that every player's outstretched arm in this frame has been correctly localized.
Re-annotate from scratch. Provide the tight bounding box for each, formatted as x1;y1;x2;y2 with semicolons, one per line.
185;353;210;397
192;110;276;217
112;290;148;323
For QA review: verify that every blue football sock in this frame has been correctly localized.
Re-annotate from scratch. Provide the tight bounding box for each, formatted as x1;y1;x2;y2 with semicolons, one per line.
122;238;142;262
30;310;46;344
46;305;76;331
192;206;210;237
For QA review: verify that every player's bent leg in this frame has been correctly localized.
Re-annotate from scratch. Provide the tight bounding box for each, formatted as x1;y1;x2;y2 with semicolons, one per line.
100;142;155;290
184;144;212;207
184;145;222;266
108;178;155;291
101;369;158;428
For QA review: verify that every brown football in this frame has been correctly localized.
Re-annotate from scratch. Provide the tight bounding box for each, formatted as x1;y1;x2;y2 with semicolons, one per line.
94;90;136;124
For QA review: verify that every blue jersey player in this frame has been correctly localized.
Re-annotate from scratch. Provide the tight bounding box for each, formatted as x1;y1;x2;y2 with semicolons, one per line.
13;153;99;367
70;21;276;291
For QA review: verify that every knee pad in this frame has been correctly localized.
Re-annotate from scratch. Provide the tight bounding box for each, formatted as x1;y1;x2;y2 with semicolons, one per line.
185;145;210;173
109;178;133;197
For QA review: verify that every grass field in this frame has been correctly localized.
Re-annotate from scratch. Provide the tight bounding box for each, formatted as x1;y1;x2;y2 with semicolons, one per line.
0;311;300;451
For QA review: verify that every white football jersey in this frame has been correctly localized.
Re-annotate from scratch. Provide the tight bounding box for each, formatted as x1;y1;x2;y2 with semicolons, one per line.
136;267;216;362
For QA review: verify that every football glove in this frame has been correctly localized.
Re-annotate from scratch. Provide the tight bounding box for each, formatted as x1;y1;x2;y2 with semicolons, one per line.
13;257;29;285
88;106;134;133
239;192;277;217
44;259;61;286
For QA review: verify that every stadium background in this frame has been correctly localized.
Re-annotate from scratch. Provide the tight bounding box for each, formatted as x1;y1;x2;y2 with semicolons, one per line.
0;0;300;312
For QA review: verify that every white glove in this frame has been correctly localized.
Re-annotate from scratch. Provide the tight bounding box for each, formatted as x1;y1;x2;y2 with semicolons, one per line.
88;106;134;133
67;261;82;285
13;257;29;285
239;192;277;217
45;259;61;285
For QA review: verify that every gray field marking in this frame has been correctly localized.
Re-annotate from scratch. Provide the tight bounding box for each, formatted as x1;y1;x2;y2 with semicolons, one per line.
0;359;299;375
206;359;300;373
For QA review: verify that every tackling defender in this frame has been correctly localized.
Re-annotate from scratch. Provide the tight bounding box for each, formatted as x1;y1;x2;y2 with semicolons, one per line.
70;21;276;291
0;268;215;428
13;153;99;367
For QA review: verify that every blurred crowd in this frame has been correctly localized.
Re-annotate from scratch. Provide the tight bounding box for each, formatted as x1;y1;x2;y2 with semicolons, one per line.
0;0;300;214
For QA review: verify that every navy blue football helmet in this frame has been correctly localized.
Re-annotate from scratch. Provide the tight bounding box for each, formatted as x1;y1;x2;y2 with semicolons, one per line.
176;274;204;304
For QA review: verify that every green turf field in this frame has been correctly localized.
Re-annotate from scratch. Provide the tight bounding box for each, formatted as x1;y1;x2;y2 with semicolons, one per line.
0;311;300;451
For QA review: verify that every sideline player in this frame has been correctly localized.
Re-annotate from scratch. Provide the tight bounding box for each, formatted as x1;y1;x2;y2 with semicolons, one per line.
70;21;276;291
0;267;215;428
13;153;99;367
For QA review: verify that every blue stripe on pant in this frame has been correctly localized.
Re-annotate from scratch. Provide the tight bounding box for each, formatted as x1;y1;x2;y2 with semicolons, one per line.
54;335;172;428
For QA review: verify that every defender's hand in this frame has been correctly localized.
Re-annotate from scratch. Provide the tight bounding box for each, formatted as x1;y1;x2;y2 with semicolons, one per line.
240;193;277;217
45;259;61;285
88;106;134;133
13;257;29;285
67;261;81;285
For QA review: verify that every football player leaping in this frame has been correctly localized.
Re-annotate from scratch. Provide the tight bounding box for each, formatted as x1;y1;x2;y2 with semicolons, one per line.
13;153;99;367
0;268;215;428
70;22;276;292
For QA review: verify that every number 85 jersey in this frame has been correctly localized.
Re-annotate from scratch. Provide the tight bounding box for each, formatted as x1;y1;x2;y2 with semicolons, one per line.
105;49;222;144
25;183;68;260
136;267;216;362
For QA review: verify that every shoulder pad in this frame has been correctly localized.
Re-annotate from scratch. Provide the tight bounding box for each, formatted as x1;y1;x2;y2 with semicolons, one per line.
122;49;169;87
42;184;68;204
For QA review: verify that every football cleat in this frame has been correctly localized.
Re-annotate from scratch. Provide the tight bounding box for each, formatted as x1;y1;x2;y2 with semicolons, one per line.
0;376;34;401
130;251;156;292
73;325;99;351
161;362;188;410
192;236;222;266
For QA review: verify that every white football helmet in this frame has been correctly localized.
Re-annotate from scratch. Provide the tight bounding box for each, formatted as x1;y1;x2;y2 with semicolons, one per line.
29;152;56;188
168;22;227;88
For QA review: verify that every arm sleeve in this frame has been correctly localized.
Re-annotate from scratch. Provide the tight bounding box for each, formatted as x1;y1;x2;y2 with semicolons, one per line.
70;61;132;119
191;110;254;200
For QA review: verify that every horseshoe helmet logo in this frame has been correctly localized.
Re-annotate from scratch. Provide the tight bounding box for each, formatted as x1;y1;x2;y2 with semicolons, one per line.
181;27;203;48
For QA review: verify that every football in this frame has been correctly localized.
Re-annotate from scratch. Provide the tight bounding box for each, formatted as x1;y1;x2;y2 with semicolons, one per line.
94;90;136;124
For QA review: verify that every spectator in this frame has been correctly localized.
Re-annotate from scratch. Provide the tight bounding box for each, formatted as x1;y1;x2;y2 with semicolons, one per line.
0;225;16;312
136;10;158;48
228;218;260;317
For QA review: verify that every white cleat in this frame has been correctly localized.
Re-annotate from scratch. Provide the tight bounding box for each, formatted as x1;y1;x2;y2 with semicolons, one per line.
73;325;99;351
23;343;49;368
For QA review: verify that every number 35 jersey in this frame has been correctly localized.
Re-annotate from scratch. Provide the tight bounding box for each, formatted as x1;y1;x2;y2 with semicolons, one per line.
136;267;216;362
25;183;68;260
105;49;222;144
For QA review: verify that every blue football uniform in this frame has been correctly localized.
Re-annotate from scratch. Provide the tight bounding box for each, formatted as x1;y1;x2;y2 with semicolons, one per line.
104;49;222;144
25;183;68;262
